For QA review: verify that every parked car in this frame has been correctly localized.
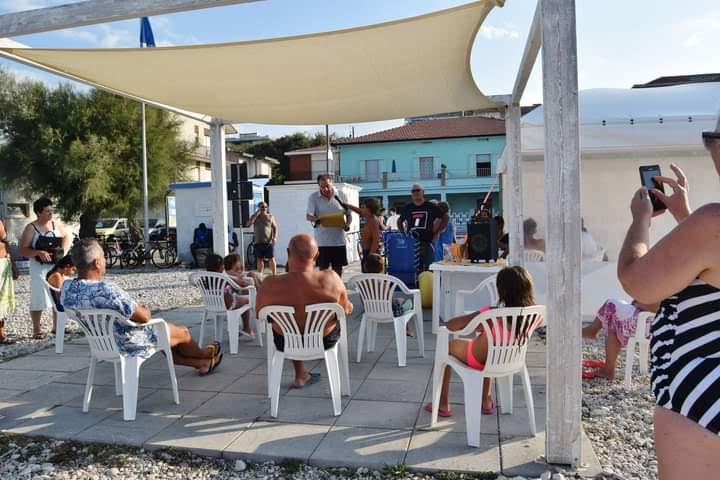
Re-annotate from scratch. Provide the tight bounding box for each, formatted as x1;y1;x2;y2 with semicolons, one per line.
150;226;177;243
96;218;129;238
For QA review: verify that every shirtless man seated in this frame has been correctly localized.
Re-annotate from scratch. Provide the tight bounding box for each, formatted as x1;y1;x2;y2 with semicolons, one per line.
256;234;353;388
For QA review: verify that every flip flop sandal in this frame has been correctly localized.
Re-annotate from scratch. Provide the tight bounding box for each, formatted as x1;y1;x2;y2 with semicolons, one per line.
199;353;223;376
482;400;497;415
290;372;321;389
582;368;597;379
424;402;452;417
32;333;47;340
207;341;222;357
582;359;606;369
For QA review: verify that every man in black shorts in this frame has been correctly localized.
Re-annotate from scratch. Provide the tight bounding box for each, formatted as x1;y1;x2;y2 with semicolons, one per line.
249;202;278;275
306;174;351;276
398;184;448;273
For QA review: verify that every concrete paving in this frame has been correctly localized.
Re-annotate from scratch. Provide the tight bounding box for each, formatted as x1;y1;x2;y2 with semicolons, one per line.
0;290;602;476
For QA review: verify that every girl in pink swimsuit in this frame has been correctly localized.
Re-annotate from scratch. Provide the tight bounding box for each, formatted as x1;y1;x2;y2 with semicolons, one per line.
424;266;536;417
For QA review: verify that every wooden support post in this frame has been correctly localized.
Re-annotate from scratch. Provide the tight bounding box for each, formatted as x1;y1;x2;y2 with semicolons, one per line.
210;118;229;256
505;104;524;267
540;0;583;466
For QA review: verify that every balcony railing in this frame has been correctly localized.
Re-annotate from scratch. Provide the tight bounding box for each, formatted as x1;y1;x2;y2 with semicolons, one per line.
338;169;494;184
476;167;492;177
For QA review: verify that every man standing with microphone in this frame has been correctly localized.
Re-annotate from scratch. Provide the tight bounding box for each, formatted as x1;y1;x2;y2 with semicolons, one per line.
306;174;351;277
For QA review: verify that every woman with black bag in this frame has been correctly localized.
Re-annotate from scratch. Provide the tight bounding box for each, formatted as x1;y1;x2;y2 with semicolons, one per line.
19;198;70;339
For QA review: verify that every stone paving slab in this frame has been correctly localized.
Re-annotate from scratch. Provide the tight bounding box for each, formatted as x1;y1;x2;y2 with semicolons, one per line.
336;400;421;430
259;395;349;426
74;412;178;447
0;354;89;373
405;429;501;473
0;370;66;392
145;416;251;457
187;392;268;420
224;421;331;462
353;378;428;403
6;405;113;439
14;382;87;407
65;385;156;411
309;426;412;468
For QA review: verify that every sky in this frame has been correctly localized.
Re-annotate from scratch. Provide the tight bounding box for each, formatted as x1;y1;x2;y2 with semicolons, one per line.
0;0;718;139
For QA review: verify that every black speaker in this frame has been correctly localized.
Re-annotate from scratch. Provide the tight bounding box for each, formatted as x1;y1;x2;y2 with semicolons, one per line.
227;181;254;201
230;201;251;227
230;163;249;183
467;220;498;262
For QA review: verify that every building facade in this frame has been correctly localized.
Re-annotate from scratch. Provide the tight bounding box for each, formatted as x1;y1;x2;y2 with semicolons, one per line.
284;145;341;182
336;117;506;234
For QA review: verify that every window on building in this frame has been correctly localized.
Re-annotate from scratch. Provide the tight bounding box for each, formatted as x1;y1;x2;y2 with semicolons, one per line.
365;160;380;181
419;156;434;179
476;154;492;177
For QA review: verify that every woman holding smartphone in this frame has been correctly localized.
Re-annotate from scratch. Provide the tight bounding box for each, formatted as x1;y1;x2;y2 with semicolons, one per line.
618;134;720;479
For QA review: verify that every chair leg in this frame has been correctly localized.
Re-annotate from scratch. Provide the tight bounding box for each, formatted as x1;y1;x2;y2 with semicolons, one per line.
113;362;122;396
227;310;240;355
121;357;141;421
638;340;649;375
497;375;513;414
83;356;97;412
368;321;377;352
198;310;207;347
266;323;274;398
464;373;485;447
430;361;445;427
520;366;537;436
338;328;351;395
414;311;425;358
164;349;180;405
624;339;636;390
356;315;366;363
253;311;263;347
55;311;67;354
393;318;407;367
269;353;285;418
324;348;342;416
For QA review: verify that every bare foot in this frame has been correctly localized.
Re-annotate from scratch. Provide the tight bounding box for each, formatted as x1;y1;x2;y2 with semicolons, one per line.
482;398;494;411
595;368;615;379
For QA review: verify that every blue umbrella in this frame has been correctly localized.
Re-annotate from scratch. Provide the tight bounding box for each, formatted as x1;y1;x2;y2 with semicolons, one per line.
140;17;156;48
391;159;397;173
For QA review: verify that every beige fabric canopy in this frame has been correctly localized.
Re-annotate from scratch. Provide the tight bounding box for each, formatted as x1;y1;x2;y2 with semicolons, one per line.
0;1;502;124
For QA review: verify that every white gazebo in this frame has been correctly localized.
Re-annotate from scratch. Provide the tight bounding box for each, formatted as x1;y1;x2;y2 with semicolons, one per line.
0;0;584;465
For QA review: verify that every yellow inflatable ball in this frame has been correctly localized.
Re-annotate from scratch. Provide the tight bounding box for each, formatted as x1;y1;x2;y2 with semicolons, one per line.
418;271;433;308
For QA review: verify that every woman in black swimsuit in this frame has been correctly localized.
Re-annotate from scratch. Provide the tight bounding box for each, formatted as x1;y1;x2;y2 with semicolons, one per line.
618;135;720;479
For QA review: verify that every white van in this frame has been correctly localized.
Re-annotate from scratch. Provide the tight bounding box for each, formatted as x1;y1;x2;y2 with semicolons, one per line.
96;218;129;238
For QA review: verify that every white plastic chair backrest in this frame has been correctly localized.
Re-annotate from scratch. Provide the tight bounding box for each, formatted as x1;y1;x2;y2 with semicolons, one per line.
66;308;128;358
189;271;233;313
259;303;345;357
42;278;62;313
350;274;406;319
524;250;545;262
458;275;498;313
636;311;654;341
456;305;546;376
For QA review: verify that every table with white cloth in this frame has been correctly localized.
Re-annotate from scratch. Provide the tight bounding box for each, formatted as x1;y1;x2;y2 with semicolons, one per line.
429;260;629;334
429;262;503;334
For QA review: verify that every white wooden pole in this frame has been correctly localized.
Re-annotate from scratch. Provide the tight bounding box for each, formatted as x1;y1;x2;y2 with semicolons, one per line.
0;0;263;38
540;0;583;466
210;118;229;256
141;102;150;247
505;103;524;267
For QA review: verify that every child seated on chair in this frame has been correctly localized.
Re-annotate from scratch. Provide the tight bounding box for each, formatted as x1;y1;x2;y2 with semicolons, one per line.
206;253;257;337
425;266;535;417
582;298;658;379
364;253;415;336
46;255;74;335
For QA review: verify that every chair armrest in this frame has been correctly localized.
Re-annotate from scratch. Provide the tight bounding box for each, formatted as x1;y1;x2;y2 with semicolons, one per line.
435;326;450;360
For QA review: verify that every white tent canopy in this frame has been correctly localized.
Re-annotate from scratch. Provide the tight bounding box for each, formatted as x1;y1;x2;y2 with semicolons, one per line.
0;0;501;125
522;82;720;153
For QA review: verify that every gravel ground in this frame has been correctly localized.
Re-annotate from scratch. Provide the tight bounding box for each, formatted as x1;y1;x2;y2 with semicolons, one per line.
581;332;656;480
0;432;619;480
0;267;201;362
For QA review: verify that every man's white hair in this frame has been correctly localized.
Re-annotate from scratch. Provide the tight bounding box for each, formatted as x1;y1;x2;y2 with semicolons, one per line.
71;239;104;271
411;183;423;191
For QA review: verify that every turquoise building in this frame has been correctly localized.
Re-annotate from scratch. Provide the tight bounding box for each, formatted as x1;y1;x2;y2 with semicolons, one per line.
337;117;506;233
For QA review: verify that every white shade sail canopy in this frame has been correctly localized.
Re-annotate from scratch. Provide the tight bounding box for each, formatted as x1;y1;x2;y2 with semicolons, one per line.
0;0;502;125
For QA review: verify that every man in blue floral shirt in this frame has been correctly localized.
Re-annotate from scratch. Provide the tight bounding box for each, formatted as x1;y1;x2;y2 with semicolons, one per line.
62;239;222;374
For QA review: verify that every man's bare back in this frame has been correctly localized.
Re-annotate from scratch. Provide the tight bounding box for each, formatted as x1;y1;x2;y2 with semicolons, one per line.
257;270;352;336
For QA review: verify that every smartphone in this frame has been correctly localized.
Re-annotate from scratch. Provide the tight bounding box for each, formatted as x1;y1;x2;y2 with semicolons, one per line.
639;165;666;211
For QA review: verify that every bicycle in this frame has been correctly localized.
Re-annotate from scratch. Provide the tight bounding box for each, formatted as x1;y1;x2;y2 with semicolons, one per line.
120;240;177;269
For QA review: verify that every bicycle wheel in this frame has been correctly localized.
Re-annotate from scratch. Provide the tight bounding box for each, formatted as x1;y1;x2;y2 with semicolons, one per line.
151;245;176;269
246;242;256;269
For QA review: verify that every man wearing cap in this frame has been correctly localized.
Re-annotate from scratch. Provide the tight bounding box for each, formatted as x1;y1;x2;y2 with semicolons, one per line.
249;202;278;275
306;174;351;276
398;184;448;272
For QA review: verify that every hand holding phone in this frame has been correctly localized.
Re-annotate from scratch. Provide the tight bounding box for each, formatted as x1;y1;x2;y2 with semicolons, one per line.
639;165;666;212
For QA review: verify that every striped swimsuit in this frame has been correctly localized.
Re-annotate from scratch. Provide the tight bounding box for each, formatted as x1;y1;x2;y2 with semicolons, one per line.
651;280;720;434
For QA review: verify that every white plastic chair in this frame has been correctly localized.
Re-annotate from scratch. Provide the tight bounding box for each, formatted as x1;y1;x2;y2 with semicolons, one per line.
189;272;260;354
431;305;546;447
349;274;424;367
623;311;653;390
523;250;545;262
42;278;68;354
455;275;499;316
66;308;179;421
260;303;351;417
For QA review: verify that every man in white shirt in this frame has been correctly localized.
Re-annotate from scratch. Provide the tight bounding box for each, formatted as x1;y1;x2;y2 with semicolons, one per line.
306;174;351;276
386;208;400;231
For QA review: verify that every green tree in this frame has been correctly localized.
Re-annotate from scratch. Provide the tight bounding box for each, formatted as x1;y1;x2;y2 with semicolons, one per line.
0;68;193;237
